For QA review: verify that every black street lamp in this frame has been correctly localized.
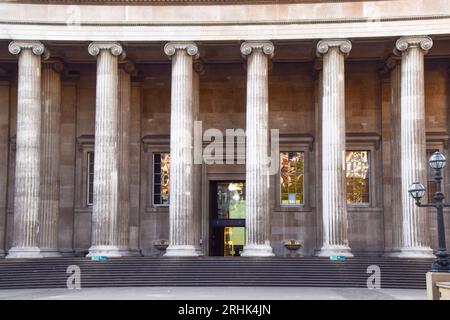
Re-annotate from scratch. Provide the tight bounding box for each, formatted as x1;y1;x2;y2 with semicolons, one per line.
408;151;450;272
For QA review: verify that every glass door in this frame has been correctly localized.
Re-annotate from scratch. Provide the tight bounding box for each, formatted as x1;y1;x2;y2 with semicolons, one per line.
210;181;245;256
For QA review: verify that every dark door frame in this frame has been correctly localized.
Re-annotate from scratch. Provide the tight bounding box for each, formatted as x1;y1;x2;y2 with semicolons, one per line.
209;180;245;256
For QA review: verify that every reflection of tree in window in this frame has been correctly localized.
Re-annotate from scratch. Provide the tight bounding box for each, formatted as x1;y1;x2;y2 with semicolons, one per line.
280;152;304;205
153;153;170;205
346;151;370;204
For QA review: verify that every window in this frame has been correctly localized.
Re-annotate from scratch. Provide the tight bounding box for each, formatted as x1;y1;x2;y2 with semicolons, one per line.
427;149;439;202
153;152;170;206
87;151;94;206
280;151;304;206
346;151;370;204
217;182;245;219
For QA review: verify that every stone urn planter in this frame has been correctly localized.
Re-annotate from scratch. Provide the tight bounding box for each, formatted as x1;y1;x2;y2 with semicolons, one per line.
154;239;169;256
284;240;303;257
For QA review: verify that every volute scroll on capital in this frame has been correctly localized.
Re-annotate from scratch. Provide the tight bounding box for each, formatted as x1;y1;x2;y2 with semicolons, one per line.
120;59;135;74
395;36;433;54
88;42;124;57
193;60;206;75
164;42;199;59
240;41;275;58
316;39;352;57
8;41;45;56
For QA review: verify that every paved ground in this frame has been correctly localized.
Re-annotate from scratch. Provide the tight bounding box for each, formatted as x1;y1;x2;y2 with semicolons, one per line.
0;287;426;300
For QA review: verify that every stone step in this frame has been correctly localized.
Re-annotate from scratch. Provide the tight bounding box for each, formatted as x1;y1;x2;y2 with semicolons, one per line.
0;257;432;290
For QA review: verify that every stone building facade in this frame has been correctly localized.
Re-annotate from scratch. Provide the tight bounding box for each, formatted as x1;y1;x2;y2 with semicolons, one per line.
0;0;450;258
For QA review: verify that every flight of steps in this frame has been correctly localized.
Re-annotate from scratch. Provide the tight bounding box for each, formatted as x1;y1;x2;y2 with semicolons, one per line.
0;256;433;290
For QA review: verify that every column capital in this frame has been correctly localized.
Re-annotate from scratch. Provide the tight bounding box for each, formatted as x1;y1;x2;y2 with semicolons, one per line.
43;58;65;74
88;42;123;57
240;41;274;58
164;42;199;59
119;59;135;74
8;41;45;56
378;55;400;75
316;39;352;57
395;36;433;54
385;55;400;70
193;60;205;75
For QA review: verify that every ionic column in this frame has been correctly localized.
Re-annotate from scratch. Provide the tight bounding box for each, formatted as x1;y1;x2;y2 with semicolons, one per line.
193;60;204;255
313;59;323;250
6;41;45;259
164;42;199;257
0;79;10;258
384;56;403;256
396;36;434;258
316;39;353;257
39;58;63;257
240;41;274;257
117;60;134;256
87;42;123;257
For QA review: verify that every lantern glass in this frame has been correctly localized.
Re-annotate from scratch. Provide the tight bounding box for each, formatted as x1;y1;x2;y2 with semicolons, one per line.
408;182;426;201
429;151;446;170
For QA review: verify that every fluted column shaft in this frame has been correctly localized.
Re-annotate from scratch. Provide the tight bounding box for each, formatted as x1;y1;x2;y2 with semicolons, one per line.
164;42;199;256
387;60;403;255
39;60;63;257
87;42;123;257
117;61;133;256
7;41;45;259
316;39;353;257
192;61;204;255
396;36;434;258
240;41;274;257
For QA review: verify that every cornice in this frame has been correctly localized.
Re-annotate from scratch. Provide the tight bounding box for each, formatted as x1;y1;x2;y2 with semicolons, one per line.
0;0;372;5
2;14;450;28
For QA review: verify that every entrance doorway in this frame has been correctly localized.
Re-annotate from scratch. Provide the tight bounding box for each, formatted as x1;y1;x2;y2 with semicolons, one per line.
209;181;245;256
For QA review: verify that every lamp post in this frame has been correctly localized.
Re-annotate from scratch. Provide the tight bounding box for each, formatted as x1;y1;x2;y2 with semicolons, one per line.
408;151;450;272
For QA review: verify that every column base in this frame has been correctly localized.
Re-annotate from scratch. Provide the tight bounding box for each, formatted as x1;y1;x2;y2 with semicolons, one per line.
317;245;354;258
383;249;403;258
117;246;137;257
164;245;199;257
87;245;122;258
59;249;76;257
241;244;275;257
195;248;205;256
398;246;435;258
40;248;63;258
6;247;43;259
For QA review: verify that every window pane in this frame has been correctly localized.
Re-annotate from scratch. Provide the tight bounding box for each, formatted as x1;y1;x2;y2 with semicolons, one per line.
153;152;170;205
280;151;304;205
346;151;370;204
154;174;161;185
216;182;245;219
153;194;161;205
